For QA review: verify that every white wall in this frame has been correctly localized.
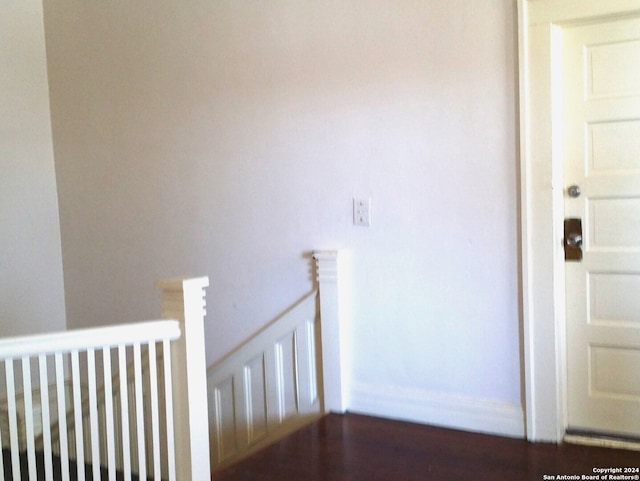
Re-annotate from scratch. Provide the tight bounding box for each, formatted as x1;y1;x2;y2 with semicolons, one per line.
0;1;66;336
44;0;522;436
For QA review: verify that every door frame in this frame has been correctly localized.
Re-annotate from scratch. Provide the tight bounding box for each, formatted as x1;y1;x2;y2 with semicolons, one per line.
518;0;640;443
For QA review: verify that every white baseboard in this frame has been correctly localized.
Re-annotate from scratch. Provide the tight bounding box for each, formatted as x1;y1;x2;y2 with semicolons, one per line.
348;382;525;439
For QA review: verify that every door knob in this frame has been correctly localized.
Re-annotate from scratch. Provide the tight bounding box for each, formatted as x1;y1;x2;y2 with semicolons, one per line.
567;185;581;198
566;233;582;247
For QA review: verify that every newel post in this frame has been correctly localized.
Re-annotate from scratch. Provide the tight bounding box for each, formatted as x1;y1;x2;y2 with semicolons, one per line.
157;276;210;481
313;250;347;413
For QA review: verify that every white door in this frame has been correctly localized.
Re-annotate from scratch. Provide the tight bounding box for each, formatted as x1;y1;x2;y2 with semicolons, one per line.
563;15;640;437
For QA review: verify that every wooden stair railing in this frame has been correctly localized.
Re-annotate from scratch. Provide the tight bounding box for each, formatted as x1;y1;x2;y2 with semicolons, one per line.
29;344;168;476
0;276;211;481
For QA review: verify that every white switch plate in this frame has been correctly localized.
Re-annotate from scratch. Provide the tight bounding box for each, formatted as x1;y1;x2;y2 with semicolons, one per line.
353;197;371;227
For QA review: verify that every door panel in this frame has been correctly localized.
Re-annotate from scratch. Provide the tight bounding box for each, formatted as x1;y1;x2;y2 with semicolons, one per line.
589;120;640;173
564;15;640;437
591;346;640;397
587;39;640;97
590;273;640;325
589;198;640;247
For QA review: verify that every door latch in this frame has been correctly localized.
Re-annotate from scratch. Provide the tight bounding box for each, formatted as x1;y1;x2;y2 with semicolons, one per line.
564;218;583;261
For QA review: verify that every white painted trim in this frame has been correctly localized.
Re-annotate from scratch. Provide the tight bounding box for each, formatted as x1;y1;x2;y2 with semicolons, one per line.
0;320;180;359
207;251;346;471
518;0;640;443
349;382;525;439
207;291;322;470
313;250;348;413
158;276;211;481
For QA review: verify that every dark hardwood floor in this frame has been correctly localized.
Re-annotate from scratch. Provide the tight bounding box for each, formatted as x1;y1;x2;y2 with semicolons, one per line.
213;413;640;481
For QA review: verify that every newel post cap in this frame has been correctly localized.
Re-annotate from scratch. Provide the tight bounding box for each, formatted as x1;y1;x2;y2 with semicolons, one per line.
156;276;209;292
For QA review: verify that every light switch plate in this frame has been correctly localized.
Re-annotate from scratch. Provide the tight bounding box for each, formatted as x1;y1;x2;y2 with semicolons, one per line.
353;197;371;227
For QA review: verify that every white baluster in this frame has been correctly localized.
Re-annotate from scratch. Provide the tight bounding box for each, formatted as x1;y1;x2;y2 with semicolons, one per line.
5;359;21;481
38;354;54;481
148;341;161;480
133;342;146;480
128;376;138;475
118;345;132;481
55;353;70;481
22;356;37;478
71;350;85;480
103;347;116;481
162;339;176;481
87;348;101;480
